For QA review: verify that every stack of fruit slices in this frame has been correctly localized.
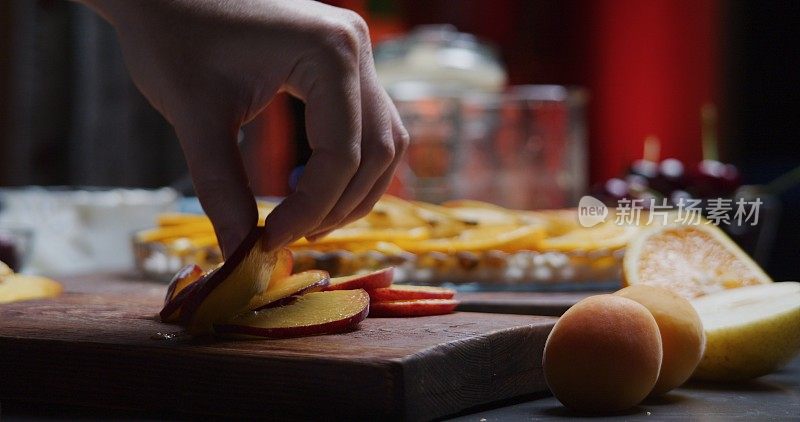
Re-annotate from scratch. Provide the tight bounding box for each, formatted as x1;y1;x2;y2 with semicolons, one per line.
159;226;459;339
326;267;458;317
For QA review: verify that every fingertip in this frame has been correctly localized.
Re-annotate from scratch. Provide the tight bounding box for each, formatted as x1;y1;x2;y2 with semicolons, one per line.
306;228;334;243
262;210;294;251
262;226;294;252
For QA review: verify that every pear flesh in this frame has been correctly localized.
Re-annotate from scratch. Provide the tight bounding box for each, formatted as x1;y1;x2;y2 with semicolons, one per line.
691;282;800;381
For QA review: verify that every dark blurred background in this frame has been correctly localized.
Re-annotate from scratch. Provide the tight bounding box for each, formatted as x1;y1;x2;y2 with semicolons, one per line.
1;0;798;279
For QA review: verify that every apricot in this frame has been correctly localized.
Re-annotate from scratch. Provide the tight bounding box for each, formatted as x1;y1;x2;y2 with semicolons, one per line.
543;295;662;414
616;285;705;395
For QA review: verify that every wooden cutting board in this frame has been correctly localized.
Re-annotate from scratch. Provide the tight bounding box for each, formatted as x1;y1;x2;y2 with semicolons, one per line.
456;291;609;316
0;274;556;420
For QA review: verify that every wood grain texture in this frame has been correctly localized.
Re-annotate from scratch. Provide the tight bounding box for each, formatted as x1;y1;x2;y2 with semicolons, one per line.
0;274;556;420
456;291;608;316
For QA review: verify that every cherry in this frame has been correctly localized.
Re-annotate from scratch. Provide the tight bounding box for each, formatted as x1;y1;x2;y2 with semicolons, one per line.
669;189;693;205
650;158;687;195
624;174;651;199
690;160;741;198
628;159;659;180
591;178;630;205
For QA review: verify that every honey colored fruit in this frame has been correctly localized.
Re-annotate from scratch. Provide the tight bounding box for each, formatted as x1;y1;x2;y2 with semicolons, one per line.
163;263;204;304
182;227;278;334
368;284;455;302
368;299;458;317
247;270;330;310
326;267;394;291
543;295;663;414
214;289;370;339
615;285;705;395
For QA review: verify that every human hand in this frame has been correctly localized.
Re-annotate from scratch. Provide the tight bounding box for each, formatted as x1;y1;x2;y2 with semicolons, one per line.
83;0;408;257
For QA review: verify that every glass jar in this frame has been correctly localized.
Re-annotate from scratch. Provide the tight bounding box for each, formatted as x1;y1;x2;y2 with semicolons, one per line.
376;27;587;209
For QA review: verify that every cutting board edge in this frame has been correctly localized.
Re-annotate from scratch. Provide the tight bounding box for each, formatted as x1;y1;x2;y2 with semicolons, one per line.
0;335;407;419
398;316;557;421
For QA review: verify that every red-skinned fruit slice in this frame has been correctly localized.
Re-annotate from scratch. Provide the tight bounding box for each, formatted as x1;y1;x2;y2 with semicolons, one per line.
163;264;204;305
271;247;294;281
160;267;221;323
325;267;394;291
181;226;278;335
214;289;370;339
159;279;201;323
368;299;459;317
248;270;331;310
368;285;455;302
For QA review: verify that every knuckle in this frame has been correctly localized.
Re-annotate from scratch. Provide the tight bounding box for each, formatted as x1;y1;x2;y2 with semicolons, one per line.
345;11;370;43
337;149;361;174
317;18;361;62
285;192;327;228
370;136;395;164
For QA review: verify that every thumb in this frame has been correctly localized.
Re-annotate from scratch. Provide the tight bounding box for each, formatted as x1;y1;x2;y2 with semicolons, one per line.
175;122;258;259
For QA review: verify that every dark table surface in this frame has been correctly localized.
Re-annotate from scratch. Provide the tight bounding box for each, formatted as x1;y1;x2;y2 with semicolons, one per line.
3;357;798;421
448;356;800;421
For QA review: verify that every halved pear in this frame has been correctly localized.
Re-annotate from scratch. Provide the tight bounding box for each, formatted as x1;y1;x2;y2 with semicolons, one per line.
691;282;800;381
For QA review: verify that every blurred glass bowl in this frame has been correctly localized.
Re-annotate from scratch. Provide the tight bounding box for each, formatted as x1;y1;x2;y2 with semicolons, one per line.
132;235;222;283
0;187;179;274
